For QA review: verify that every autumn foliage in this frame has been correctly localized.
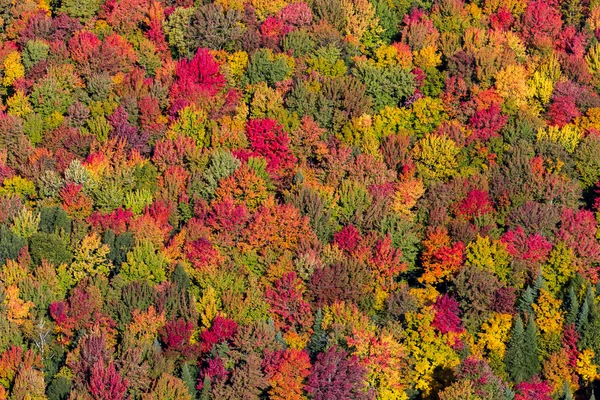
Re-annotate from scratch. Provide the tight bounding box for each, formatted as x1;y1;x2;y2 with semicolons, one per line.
2;0;600;398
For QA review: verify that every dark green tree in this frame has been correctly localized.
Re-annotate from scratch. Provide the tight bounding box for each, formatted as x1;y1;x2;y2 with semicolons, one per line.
29;232;72;266
46;376;72;400
518;286;535;315
505;315;526;383
522;317;540;380
244;49;291;87
0;225;26;266
566;284;579;326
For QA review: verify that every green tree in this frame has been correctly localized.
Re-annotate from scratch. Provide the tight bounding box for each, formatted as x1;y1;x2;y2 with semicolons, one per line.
0;225;26;266
120;240;168;284
245;49;291;88
575;135;600;188
60;0;101;20
522;317;541;379
565;284;579;326
353;61;415;111
518;286;535;315
506;315;526;383
29;232;72;266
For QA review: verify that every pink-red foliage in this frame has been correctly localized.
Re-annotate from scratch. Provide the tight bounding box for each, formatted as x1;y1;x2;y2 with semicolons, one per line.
244;118;297;180
170;48;225;115
265;272;313;332
89;361;128;400
468;104;507;142
432;294;464;334
514;378;553;400
334;224;362;253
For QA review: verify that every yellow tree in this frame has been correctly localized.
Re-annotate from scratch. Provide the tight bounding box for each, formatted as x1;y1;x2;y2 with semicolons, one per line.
465;236;511;283
576;349;598;383
532;289;565;359
475;312;513;371
403;307;461;395
348;328;410;399
413;134;460;184
67;233;112;287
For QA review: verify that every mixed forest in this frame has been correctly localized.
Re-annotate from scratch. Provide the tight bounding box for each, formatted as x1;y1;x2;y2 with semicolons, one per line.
4;0;600;398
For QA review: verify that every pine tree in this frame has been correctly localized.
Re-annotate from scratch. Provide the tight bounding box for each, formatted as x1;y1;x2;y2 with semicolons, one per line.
578;297;590;332
308;309;329;356
533;267;546;296
522;317;540;380
180;362;199;398
172;263;190;291
506;315;527;383
519;286;535;315
562;381;574;400
578;287;600;364
566;285;579;325
200;375;211;400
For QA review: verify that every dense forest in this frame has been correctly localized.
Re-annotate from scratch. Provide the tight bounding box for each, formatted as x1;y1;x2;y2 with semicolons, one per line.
2;0;600;398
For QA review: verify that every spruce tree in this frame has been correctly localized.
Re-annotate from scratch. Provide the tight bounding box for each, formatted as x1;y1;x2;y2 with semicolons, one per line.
578;287;600;364
172;262;191;291
519;286;535;315
522;317;540;380
533;267;546;295
181;362;199;398
566;285;579;325
506;315;526;383
562;381;574;400
578;297;590;333
308;308;329;356
200;375;211;400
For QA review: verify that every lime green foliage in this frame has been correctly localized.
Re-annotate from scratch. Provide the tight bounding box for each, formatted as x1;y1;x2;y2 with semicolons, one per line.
120;240;168;283
22;40;49;71
306;44;348;77
169;105;209;147
10;208;40;240
124;189;154;215
59;0;102;20
245;49;292;87
466;236;511;283
413;134;460;183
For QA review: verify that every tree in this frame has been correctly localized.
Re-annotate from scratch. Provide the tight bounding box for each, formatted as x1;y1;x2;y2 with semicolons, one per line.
265;272;313;335
244;49;291;87
170;48;226;115
353;61;415;111
264;349;311;400
142;373;192;400
119;240;168;284
0;225;26;266
188;4;244;52
245;118;297;181
88;361;128;400
60;0;101;20
575;132;600;188
305;346;371;400
29;232;72;266
506;315;527;383
413;134;460;184
520;0;562;50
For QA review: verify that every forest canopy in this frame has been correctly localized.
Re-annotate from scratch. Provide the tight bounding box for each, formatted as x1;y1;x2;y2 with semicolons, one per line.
1;0;600;399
